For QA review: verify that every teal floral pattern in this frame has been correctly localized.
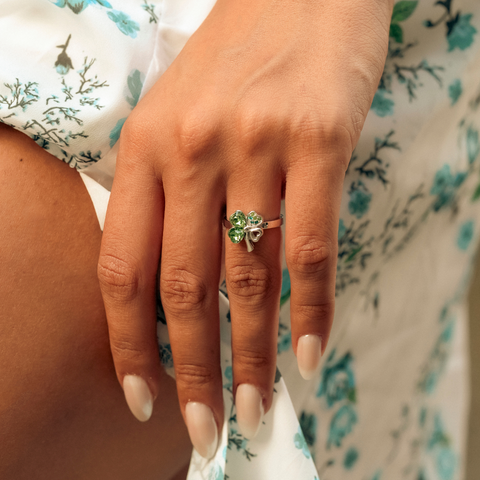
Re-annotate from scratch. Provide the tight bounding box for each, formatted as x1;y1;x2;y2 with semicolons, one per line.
327;404;358;449
447;14;477;51
370;89;395;117
53;0;112;14
317;349;356;408
457;219;474;250
109;69;145;147
294;426;312;459
448;79;463;105
430;164;467;211
343;446;359;469
107;10;140;38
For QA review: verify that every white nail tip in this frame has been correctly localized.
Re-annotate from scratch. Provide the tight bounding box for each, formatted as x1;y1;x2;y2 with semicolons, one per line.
185;402;218;460
123;375;154;422
297;335;322;381
236;384;264;440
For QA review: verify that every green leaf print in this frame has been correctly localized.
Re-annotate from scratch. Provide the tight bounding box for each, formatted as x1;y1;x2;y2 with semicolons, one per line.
126;69;144;108
391;1;418;23
472;184;480;202
389;23;403;44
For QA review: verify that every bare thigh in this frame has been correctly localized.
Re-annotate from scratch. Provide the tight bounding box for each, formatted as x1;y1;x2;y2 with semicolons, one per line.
0;124;191;480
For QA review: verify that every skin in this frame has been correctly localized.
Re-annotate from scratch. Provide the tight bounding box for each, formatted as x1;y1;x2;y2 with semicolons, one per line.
0;123;191;479
98;0;394;448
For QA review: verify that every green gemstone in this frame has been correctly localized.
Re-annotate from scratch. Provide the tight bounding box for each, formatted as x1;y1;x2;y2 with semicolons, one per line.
229;210;246;228
228;227;245;244
247;211;263;226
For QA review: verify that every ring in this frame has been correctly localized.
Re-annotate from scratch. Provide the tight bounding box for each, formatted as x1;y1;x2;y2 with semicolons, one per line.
223;210;284;252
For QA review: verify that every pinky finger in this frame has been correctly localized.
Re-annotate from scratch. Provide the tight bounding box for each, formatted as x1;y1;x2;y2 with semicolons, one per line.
285;157;345;380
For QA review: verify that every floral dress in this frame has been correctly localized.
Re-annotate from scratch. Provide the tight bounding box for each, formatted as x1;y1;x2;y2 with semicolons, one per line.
1;1;479;479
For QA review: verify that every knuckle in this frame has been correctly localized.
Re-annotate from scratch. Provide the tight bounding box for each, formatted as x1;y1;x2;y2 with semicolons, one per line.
119;114;152;157
176;108;219;159
174;362;216;389
227;261;277;303
235;104;277;154
296;300;335;322
234;348;271;370
160;266;208;312
287;236;335;276
317;116;355;155
110;336;148;364
97;252;141;302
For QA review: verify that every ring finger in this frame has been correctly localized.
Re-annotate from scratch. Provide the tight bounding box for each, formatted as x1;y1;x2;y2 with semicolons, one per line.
225;162;283;440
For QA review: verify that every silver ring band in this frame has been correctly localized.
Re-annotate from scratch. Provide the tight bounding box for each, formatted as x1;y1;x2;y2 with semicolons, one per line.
222;216;284;230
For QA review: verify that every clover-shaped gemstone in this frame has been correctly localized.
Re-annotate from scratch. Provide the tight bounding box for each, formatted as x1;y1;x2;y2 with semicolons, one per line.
229;210;246;228
228;227;245;244
247;211;263;226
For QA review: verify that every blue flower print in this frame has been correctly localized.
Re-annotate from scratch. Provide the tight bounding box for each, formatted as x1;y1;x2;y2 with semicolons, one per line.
425;412;457;479
107;10;140;38
428;413;450;450
159;343;173;368
457;220;474;251
109;117;126;147
280;268;291;307
467;126;480;164
223;365;233;389
294;425;311;459
430;164;467;211
343;446;359;469
299;412;317;448
277;331;291;353
53;0;112;14
448;79;462;105
435;446;456;480
447;14;477;51
418;320;455;394
317;349;356;408
327;404;358;448
370;89;394;117
348;189;372;219
208;462;224;480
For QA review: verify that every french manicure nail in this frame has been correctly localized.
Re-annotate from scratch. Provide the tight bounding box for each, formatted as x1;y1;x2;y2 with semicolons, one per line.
297;335;322;380
235;384;264;440
123;374;154;422
185;402;218;460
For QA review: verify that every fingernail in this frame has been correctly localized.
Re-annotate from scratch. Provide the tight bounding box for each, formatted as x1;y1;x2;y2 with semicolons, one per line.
185;402;218;460
297;335;322;380
235;384;264;440
123;375;154;422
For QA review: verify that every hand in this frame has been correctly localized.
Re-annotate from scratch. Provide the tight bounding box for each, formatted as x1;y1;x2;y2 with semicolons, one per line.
98;0;393;459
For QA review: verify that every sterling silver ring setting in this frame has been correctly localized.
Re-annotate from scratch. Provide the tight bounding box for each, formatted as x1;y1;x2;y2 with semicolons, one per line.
223;210;284;252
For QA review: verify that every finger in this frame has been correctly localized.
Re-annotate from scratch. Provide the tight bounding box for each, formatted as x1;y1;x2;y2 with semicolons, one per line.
225;165;283;440
159;171;223;460
98;132;164;422
285;148;347;381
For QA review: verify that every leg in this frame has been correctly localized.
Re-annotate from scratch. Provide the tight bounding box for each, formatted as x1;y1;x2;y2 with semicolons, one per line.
0;124;191;480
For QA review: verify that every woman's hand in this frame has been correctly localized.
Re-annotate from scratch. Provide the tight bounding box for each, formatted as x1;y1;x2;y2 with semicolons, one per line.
98;0;393;459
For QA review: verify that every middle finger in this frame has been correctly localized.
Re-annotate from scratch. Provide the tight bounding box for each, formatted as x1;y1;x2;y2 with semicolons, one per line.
160;170;224;460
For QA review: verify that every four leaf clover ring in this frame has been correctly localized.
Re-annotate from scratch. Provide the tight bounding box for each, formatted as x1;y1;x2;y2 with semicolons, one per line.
223;210;284;252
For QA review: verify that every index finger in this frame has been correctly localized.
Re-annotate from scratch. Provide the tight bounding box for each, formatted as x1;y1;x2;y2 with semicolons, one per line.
97;131;164;421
